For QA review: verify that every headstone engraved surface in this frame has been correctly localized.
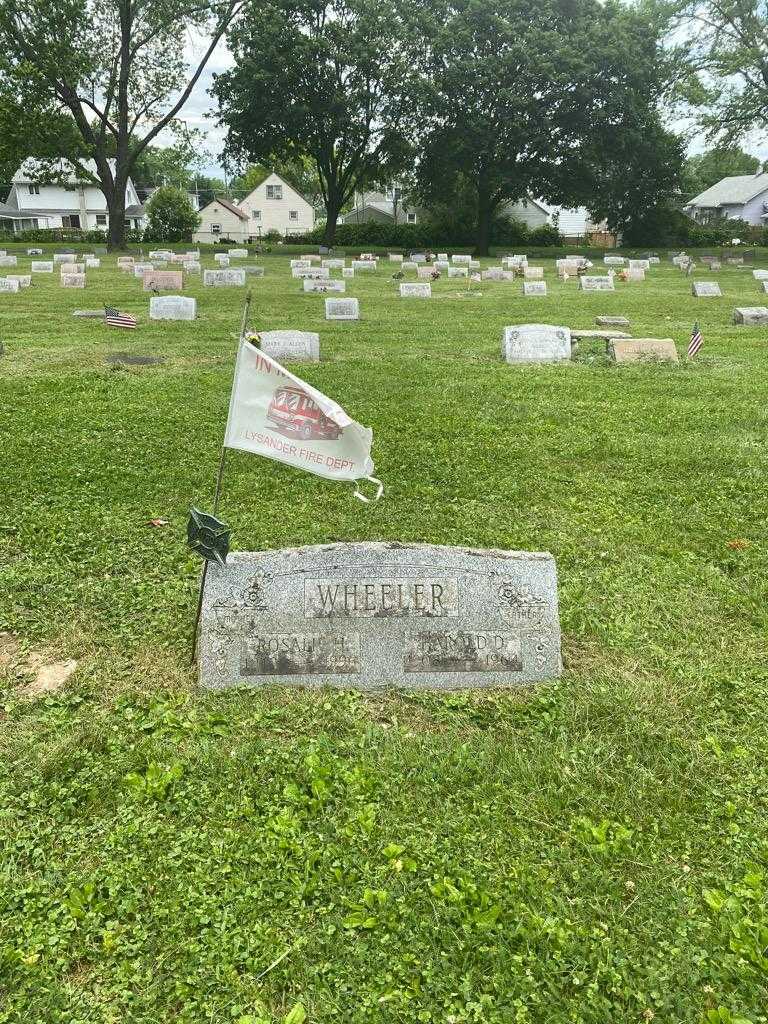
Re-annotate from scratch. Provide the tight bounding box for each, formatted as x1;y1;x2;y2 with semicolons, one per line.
732;306;768;325
303;279;346;293
60;263;85;275
53;254;71;264
203;268;246;287
243;265;264;276
86;258;101;269
0;256;17;267
417;266;435;279
523;266;544;280
184;261;202;274
258;330;320;362
692;281;721;297
342;267;355;278
133;263;154;278
752;269;768;280
611;339;679;363
199;543;561;690
389;254;404;263
625;269;645;281
0;278;20;293
228;249;248;258
291;259;312;269
447;267;468;279
401;261;417;272
7;275;31;288
761;282;768;295
604;256;625;265
502;324;571;363
452;255;472;265
628;259;650;271
596;316;630;327
143;270;183;292
61;273;86;288
579;276;615;291
352;260;376;272
292;267;330;280
523;281;547;296
215;254;231;266
31;261;54;273
149;296;197;320
400;283;431;298
27;248;43;255
325;298;360;320
322;259;345;269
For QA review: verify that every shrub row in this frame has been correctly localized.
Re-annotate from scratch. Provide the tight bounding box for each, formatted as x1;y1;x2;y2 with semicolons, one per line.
0;227;144;244
285;217;564;249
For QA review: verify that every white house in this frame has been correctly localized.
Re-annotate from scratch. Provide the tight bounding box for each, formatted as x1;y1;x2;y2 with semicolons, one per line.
0;159;145;233
504;198;613;243
340;186;425;225
684;172;768;226
194;172;315;244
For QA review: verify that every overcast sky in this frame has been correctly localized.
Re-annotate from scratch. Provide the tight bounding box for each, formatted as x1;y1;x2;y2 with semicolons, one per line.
180;34;768;180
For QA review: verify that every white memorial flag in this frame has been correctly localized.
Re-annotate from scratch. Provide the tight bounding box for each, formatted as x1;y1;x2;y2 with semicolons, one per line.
224;339;380;492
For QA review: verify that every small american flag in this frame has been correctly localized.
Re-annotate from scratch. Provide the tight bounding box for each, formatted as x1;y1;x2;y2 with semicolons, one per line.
687;322;703;358
105;306;137;329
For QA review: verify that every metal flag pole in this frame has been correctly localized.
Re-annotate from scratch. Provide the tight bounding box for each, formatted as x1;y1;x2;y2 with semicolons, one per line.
188;290;253;667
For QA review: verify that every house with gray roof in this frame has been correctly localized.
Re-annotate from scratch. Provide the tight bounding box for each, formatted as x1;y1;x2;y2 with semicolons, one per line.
684;172;768;226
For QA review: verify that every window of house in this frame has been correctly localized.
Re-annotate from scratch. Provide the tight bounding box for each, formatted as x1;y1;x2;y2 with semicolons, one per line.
407;212;416;223
62;214;81;229
289;210;298;221
96;214;107;226
252;210;261;220
266;184;283;200
211;223;221;234
28;184;40;195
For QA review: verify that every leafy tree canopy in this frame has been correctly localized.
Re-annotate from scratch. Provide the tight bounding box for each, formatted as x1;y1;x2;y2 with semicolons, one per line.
682;146;763;199
0;0;241;249
144;185;201;242
213;0;418;242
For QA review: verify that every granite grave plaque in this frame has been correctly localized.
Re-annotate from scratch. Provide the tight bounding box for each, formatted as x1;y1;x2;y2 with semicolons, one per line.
579;276;615;291
304;279;346;293
692;281;722;297
400;283;431;298
325;298;360;320
143;270;183;292
502;324;571;363
203;269;246;287
342;267;355;278
61;273;86;288
257;329;320;362
611;339;678;363
0;278;20;293
31;261;54;273
149;296;196;320
523;281;547;296
198;542;561;690
733;307;768;325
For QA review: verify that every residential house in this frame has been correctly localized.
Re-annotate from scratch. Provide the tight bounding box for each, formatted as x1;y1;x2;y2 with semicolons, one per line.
340;187;426;225
193;172;315;244
0;159;145;233
504;198;614;245
684;172;768;226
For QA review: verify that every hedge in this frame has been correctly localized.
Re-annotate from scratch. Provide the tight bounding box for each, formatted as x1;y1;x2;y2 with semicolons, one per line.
0;227;144;244
285;218;564;249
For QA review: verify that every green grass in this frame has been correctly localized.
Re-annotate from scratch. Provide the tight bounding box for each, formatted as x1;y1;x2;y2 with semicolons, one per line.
1;248;767;1024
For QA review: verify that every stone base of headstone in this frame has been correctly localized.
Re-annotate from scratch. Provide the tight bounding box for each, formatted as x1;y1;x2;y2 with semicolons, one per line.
611;339;679;363
198;543;561;690
732;307;768;325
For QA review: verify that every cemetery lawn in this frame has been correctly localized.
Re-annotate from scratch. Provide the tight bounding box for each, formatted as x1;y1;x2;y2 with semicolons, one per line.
2;250;768;1024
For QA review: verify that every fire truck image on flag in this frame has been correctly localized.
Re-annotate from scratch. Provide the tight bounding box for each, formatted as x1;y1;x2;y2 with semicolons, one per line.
223;338;376;483
266;386;342;441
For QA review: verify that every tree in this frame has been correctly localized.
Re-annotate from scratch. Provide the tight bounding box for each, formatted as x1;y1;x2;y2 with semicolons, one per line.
212;0;416;243
131;138;209;192
144;186;200;241
413;0;681;254
0;0;242;250
665;0;768;141
682;147;762;198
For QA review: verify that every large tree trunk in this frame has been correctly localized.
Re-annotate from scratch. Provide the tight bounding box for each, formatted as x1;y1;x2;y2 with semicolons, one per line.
475;170;493;257
323;192;343;245
105;170;129;252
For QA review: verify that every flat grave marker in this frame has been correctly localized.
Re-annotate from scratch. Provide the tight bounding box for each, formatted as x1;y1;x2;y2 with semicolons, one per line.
303;279;346;293
0;278;20;293
149;296;196;320
203;269;246;287
523;281;548;296
611;339;679;363
692;281;722;298
31;261;54;273
61;273;86;288
502;324;571;363
579;276;615;291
